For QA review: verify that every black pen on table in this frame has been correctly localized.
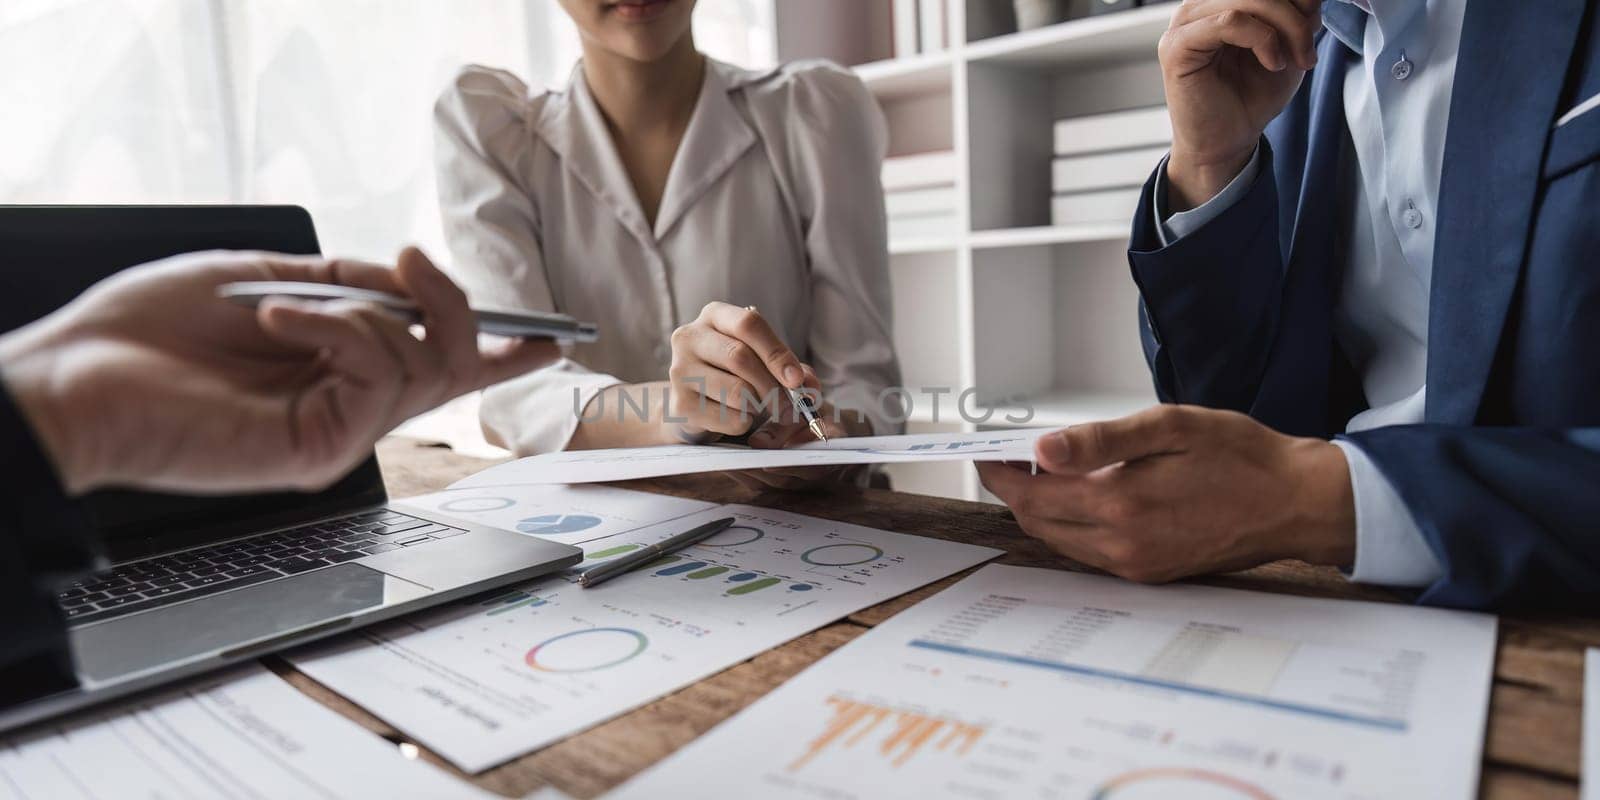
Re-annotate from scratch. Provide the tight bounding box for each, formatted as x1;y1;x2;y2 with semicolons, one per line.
578;517;737;588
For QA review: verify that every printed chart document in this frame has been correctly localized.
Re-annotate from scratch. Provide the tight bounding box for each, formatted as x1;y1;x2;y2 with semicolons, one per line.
0;664;493;799
291;486;1001;773
449;429;1053;486
1586;649;1600;800
400;482;718;546
615;564;1499;800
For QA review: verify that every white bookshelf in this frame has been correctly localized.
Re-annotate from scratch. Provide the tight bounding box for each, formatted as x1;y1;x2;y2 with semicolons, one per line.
775;0;1171;501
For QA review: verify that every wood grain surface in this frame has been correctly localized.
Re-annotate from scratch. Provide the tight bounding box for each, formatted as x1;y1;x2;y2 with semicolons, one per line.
271;438;1590;799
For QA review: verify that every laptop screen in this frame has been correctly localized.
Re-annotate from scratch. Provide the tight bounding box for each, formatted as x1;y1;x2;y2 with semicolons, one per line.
0;206;387;560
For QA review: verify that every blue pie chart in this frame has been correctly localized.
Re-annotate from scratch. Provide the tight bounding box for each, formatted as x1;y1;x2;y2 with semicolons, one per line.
517;514;603;535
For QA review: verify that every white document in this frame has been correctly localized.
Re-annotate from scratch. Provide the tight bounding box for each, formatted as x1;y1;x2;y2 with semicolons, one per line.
615;564;1499;800
1586;649;1600;800
290;500;1001;773
400;483;717;546
447;429;1049;487
0;664;494;799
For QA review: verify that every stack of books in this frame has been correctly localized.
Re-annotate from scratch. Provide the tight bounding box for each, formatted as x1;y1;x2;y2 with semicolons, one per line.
882;150;958;243
1050;106;1172;227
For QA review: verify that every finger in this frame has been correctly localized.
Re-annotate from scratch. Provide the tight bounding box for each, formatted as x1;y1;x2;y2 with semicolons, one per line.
976;462;1107;525
1182;0;1319;68
799;362;822;392
747;420;797;449
394;246;477;394
1035;406;1193;474
723;470;771;492
1166;9;1289;74
250;252;402;294
671;363;762;420
740;469;813;491
702;302;806;389
758;465;850;485
359;306;449;420
256;299;394;386
669;370;757;436
679;325;788;412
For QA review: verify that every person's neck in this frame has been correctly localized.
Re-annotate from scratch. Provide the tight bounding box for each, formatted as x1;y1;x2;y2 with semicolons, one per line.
581;34;705;136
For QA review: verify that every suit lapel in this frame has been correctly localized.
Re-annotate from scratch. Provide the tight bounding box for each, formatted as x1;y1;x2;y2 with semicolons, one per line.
1426;0;1587;423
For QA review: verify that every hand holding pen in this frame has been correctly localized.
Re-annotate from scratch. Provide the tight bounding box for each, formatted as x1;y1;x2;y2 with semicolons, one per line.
666;302;868;489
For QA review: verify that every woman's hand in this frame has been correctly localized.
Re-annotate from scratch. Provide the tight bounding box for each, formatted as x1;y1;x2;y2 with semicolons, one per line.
725;398;872;491
667;302;813;442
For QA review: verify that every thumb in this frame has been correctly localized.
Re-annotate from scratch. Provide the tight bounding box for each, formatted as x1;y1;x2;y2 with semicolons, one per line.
1035;406;1191;474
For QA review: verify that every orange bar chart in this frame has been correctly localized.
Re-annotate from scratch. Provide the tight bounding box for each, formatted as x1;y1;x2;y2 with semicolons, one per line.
789;696;985;771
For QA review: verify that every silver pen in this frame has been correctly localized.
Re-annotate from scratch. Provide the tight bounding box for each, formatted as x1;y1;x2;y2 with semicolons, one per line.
578;517;736;588
787;387;829;443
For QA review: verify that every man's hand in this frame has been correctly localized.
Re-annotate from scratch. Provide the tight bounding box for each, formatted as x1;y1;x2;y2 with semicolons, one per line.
0;247;557;494
976;405;1354;583
1161;0;1321;211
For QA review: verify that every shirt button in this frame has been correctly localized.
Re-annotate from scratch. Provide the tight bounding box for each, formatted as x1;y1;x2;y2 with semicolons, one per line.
1403;204;1424;229
1391;55;1414;81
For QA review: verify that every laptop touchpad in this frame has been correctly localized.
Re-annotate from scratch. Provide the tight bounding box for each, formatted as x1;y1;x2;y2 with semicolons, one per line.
70;564;428;683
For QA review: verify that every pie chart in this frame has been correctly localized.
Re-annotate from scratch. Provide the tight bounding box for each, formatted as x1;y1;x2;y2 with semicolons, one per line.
801;543;884;566
1091;768;1273;799
439;495;515;513
699;525;765;547
517;514;603;535
526;628;649;673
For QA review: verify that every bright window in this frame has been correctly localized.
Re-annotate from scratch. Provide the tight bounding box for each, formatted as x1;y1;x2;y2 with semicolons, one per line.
0;0;776;261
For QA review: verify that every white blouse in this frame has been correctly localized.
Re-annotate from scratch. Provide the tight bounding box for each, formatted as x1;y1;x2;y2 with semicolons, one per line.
433;57;902;455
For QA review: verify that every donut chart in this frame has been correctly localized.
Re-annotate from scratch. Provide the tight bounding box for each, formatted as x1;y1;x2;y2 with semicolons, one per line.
525;628;648;673
801;543;885;566
1090;768;1274;799
517;514;603;535
439;495;515;513
698;525;765;547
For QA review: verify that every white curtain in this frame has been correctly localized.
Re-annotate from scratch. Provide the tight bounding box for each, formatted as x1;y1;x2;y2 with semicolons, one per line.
0;0;775;261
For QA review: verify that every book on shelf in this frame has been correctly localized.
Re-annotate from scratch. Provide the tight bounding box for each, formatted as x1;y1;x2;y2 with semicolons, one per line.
885;186;959;217
1053;106;1172;156
892;0;919;58
882;150;958;191
1051;145;1168;194
1051;186;1144;226
917;0;946;53
888;213;959;242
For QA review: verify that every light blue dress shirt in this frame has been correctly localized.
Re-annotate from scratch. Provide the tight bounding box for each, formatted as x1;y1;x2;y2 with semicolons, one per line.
1154;0;1470;586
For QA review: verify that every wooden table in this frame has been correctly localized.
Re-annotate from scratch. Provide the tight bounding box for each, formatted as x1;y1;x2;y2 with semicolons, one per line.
272;438;1594;799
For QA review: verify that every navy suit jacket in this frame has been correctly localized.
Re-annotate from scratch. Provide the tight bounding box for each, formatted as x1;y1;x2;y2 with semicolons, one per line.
1129;0;1600;609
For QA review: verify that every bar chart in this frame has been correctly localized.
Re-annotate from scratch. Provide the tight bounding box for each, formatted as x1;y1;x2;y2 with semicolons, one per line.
790;696;986;771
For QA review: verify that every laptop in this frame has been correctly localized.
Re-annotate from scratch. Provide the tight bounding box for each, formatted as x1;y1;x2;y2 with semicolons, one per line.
0;205;582;732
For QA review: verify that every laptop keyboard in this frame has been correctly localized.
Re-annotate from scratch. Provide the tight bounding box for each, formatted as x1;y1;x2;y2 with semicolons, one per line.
56;509;464;626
